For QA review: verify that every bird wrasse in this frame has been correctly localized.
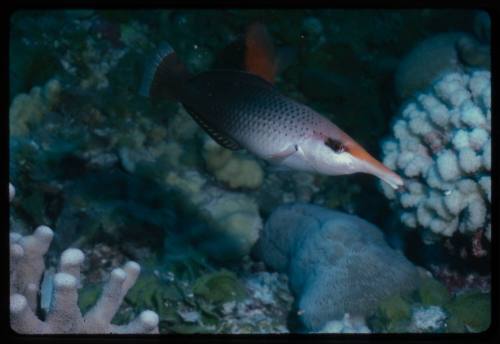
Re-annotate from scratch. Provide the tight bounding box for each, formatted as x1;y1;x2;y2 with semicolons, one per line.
140;23;404;189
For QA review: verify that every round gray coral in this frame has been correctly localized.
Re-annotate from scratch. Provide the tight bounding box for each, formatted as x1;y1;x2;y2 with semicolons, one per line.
256;203;419;331
381;70;491;242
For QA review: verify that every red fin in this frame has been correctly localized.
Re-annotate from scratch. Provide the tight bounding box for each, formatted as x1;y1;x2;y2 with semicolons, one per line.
244;22;277;84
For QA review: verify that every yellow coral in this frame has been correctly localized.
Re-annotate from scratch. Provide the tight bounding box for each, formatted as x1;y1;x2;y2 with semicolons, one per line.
203;136;264;189
10;79;61;137
164;170;262;259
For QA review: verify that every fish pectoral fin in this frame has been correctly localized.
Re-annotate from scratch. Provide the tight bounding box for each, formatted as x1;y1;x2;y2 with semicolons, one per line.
183;105;242;150
266;145;298;164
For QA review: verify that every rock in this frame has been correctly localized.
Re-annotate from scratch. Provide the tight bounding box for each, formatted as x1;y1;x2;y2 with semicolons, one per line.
473;10;490;43
395;32;469;99
192;270;247;304
255;203;420;331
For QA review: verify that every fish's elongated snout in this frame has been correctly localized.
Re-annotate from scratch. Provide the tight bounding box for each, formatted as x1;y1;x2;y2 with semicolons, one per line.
370;164;404;190
346;142;404;190
360;156;404;189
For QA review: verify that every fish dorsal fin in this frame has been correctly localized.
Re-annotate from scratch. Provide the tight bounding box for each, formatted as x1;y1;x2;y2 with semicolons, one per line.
212;22;278;84
183;105;242;150
245;22;277;84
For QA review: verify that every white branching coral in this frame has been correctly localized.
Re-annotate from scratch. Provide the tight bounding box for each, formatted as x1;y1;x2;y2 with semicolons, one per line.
9;184;159;334
381;70;491;242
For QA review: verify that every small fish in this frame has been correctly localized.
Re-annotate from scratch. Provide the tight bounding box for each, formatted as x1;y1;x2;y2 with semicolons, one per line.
141;23;404;189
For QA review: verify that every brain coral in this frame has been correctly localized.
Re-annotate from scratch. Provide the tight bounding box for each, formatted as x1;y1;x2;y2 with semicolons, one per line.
381;70;491;242
255;203;419;331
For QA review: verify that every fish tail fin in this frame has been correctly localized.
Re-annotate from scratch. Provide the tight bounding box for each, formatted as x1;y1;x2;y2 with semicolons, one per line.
244;22;278;84
140;42;190;101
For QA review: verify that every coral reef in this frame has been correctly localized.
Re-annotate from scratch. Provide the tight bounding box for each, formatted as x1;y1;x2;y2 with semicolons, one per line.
367;267;490;333
10;228;159;334
61;36;128;90
9;10;492;334
165;170;262;261
381;70;491;247
122;258;293;333
255;203;419;331
9;79;62;137
216;270;293;333
395;32;467;100
9;184;159;334
202;135;264;190
429;264;490;295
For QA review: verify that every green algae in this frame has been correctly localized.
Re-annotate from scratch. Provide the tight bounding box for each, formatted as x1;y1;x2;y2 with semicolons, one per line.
445;292;491;333
369;294;412;333
192;270;247;304
418;276;451;306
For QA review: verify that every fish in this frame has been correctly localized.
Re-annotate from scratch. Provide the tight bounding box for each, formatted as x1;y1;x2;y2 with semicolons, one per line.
140;23;404;189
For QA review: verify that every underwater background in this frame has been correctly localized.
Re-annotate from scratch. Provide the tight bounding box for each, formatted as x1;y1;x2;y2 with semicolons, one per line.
9;9;491;334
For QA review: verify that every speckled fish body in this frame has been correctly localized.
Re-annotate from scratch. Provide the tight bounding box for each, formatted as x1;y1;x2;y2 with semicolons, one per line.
180;70;326;170
141;37;404;189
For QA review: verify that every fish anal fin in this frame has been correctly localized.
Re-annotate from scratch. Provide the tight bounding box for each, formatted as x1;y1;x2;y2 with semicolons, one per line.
183;105;241;150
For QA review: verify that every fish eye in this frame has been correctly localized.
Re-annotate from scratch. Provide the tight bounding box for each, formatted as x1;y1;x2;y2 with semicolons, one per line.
325;138;345;153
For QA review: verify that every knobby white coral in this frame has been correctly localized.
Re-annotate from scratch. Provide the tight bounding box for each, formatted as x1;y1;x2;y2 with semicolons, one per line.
409;306;447;332
9;183;159;334
319;314;371;334
381;70;491;242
